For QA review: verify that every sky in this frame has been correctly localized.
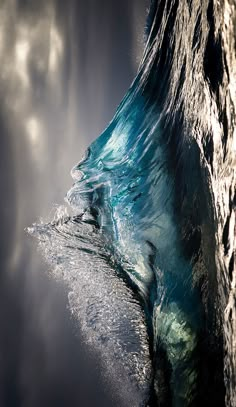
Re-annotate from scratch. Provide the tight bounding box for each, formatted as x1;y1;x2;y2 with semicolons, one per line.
0;1;148;406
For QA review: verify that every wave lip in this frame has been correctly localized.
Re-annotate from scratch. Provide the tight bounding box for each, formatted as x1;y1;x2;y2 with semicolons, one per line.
29;206;152;405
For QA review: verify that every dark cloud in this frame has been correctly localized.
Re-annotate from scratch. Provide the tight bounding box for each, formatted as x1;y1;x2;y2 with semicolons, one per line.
0;1;148;406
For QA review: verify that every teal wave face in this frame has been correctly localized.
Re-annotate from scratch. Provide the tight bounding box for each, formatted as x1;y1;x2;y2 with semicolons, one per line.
66;66;203;405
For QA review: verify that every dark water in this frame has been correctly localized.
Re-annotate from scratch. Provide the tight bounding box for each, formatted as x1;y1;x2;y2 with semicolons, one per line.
31;1;236;406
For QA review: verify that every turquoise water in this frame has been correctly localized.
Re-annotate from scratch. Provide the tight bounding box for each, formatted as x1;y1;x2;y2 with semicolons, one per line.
65;58;203;404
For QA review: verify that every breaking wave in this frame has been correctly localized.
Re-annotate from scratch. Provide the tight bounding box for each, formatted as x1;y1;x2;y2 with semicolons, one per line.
29;1;236;406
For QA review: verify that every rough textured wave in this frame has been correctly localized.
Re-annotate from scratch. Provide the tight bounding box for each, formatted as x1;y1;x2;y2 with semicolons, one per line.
29;207;151;406
30;1;236;406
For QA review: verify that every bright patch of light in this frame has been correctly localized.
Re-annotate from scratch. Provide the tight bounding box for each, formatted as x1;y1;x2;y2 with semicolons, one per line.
15;37;30;86
25;116;45;169
26;117;40;145
49;26;63;72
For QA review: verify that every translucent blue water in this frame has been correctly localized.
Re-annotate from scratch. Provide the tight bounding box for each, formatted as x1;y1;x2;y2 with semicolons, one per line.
65;66;203;403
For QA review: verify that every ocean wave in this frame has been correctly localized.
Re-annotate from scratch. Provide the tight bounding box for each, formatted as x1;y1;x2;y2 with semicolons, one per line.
30;1;236;405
